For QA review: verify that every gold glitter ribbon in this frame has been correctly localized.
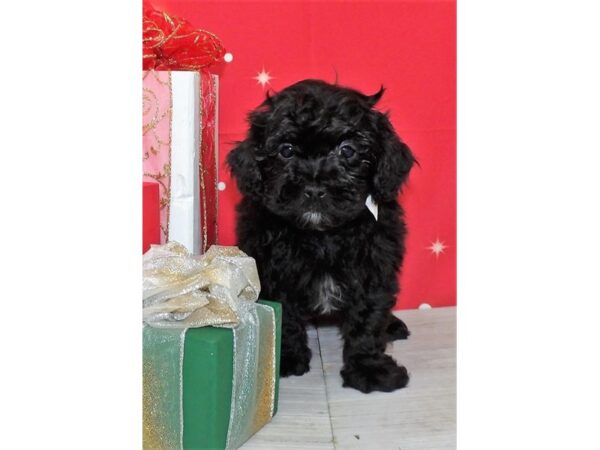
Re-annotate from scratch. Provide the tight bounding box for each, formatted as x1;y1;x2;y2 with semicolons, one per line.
143;242;260;328
143;242;276;449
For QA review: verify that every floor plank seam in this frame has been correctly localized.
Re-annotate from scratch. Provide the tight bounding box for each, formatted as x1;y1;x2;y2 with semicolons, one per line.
316;326;337;450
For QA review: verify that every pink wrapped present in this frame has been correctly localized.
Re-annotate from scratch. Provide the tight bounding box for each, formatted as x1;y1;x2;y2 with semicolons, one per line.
143;70;218;254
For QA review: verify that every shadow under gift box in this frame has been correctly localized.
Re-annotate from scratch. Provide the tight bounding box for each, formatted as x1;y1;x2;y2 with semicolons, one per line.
144;300;282;450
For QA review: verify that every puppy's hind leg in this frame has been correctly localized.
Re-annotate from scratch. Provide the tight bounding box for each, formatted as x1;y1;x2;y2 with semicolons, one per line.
385;313;410;342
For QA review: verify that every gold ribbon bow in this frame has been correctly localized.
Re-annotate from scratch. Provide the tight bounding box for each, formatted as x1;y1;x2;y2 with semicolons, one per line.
143;242;261;328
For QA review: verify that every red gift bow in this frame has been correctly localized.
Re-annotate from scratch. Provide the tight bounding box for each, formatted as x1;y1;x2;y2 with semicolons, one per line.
143;2;225;71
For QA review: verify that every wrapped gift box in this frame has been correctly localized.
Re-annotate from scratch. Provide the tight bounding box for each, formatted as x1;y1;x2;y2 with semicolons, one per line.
143;70;219;254
143;182;161;253
143;300;282;450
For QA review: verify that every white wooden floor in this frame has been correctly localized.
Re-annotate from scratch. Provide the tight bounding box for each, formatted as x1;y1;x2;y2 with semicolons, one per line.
241;307;456;450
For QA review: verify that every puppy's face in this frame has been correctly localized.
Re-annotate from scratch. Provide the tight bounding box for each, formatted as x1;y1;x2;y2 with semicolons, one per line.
228;80;415;230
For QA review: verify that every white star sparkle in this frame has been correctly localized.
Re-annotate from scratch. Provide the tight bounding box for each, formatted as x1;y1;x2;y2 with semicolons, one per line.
428;239;447;257
254;68;273;88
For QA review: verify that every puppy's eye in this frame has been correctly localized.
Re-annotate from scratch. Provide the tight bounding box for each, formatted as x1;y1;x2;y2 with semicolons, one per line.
339;142;356;158
278;143;295;158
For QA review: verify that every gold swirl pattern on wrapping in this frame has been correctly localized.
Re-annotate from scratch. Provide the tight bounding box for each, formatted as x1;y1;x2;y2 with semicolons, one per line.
143;71;173;241
198;75;207;253
196;73;219;253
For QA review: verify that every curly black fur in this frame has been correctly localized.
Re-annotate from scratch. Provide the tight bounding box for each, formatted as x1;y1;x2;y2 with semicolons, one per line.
227;80;415;393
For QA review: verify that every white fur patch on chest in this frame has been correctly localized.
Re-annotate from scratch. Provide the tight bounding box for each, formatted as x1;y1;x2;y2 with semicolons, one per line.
313;274;342;314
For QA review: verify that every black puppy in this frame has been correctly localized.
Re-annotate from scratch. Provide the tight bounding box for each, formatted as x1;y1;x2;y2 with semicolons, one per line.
227;80;415;393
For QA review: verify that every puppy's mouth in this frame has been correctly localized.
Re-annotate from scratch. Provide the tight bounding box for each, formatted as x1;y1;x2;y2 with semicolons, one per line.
298;211;327;230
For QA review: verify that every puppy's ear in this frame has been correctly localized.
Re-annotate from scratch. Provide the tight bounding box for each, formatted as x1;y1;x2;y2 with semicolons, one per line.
372;116;416;203
226;139;262;197
365;86;385;107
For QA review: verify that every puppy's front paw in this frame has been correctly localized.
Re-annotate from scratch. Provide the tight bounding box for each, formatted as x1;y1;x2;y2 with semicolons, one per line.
341;354;409;393
280;347;312;377
386;315;410;341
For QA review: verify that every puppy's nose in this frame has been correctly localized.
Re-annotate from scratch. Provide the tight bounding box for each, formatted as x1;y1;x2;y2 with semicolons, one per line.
304;186;327;199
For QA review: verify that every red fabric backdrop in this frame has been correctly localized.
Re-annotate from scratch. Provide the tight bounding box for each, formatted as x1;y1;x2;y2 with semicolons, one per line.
155;0;456;309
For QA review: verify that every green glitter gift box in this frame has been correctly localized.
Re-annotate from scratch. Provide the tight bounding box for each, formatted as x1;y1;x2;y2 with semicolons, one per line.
143;300;282;450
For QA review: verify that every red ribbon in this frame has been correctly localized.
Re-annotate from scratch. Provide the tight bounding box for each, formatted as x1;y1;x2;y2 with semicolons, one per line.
143;2;225;71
